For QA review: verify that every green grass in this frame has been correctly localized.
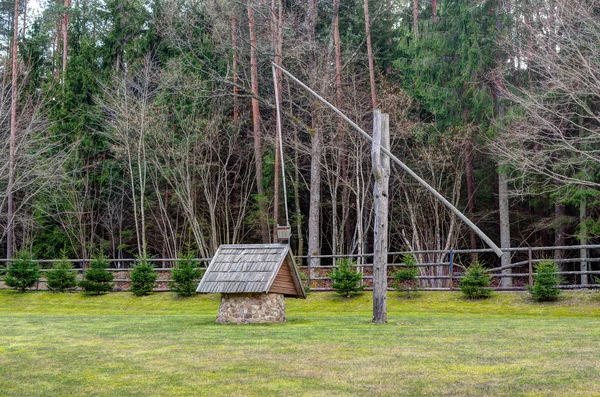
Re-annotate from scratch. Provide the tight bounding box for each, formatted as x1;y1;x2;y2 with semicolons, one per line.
1;291;600;396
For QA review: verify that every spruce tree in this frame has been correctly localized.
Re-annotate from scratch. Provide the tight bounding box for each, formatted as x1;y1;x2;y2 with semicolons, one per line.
170;254;203;297
460;261;493;299
46;255;77;292
393;254;419;298
5;251;40;293
79;253;114;295
130;258;157;296
330;259;365;298
528;261;561;302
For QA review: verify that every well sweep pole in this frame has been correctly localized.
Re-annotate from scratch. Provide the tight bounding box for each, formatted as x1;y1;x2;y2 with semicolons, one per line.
272;62;503;257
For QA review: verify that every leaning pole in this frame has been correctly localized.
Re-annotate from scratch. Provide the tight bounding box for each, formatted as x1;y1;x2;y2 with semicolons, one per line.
271;62;503;323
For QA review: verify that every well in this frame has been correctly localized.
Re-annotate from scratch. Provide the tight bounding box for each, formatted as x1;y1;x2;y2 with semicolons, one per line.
216;293;286;324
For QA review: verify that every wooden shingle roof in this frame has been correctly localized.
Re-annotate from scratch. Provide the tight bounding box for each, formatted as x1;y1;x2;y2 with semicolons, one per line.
196;244;306;298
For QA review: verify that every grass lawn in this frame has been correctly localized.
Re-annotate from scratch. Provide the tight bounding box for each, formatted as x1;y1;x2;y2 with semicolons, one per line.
1;290;600;396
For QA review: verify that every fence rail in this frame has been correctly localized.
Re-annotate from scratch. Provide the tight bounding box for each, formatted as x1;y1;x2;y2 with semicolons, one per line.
1;245;599;292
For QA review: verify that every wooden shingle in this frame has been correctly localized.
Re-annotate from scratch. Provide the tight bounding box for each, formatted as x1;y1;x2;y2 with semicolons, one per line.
196;244;306;298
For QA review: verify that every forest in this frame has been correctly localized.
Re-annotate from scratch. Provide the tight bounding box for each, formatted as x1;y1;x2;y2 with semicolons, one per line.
1;0;598;273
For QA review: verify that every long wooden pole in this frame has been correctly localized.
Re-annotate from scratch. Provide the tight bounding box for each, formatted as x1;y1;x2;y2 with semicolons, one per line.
272;62;503;257
372;110;390;323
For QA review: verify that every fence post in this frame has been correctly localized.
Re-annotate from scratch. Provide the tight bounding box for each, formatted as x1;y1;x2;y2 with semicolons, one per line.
528;247;533;287
307;254;311;290
81;259;86;280
449;249;454;291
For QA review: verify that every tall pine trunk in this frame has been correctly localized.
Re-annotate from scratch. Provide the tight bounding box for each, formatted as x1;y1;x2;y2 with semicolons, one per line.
272;0;283;240
63;0;69;76
413;0;418;35
465;138;477;251
307;0;321;273
232;14;239;125
7;0;20;259
364;0;377;109
248;5;270;243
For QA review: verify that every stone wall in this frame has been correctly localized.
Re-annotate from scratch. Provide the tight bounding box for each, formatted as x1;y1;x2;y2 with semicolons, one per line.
216;293;286;324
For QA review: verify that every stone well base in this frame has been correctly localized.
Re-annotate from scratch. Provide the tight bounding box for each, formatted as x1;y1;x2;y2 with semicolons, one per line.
216;293;286;324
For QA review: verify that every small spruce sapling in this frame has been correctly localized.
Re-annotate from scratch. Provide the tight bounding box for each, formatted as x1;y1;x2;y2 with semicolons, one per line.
330;258;365;298
459;261;492;299
46;254;78;292
130;257;157;296
170;254;203;297
393;254;419;298
79;252;114;295
528;260;561;302
299;269;311;294
4;251;40;292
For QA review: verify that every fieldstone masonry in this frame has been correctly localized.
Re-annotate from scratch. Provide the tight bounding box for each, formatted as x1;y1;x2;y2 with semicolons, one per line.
216;293;286;324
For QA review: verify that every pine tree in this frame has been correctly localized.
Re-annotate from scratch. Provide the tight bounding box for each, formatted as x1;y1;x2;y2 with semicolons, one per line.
79;253;114;295
170;254;203;297
460;261;492;299
330;259;365;298
130;258;157;296
46;255;77;292
528;261;561;302
5;251;40;293
393;254;419;298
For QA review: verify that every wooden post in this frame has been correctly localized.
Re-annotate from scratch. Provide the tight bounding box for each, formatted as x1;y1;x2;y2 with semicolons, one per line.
528;247;533;287
372;110;390;324
449;250;454;291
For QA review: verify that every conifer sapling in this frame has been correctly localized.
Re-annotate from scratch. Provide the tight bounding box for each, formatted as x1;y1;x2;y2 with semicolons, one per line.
393;254;419;298
459;260;492;299
79;252;114;295
130;258;157;296
46;253;78;292
170;254;203;297
330;259;365;298
528;260;561;302
5;251;40;293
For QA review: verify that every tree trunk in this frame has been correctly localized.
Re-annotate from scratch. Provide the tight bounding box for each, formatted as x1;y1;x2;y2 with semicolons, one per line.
363;0;377;109
232;14;239;124
413;0;418;35
333;0;350;254
7;0;19;259
247;5;270;243
22;0;27;39
307;0;320;273
465;138;477;252
553;201;566;266
498;167;511;287
432;0;437;23
372;110;390;324
63;0;69;77
580;197;588;285
272;0;284;241
495;0;510;287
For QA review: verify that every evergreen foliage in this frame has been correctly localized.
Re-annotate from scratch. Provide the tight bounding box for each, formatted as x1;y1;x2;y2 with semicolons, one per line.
4;252;40;293
79;253;114;295
528;261;561;302
330;259;365;298
460;261;493;299
46;255;78;292
394;0;499;131
169;254;203;297
130;258;157;296
393;254;420;298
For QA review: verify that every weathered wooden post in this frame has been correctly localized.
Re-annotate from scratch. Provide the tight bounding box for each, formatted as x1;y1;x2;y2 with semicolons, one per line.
372;110;390;324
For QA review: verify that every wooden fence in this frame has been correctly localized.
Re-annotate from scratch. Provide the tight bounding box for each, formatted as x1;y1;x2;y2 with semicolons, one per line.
1;245;599;292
